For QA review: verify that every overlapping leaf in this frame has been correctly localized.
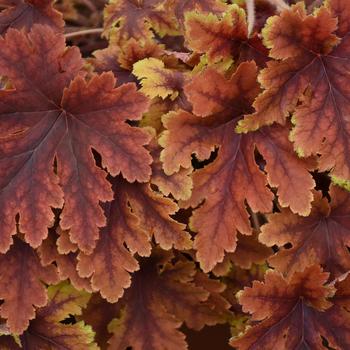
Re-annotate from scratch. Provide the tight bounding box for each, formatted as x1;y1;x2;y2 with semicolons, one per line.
171;0;227;26
39;228;92;292
108;250;230;350
231;265;350;349
0;238;59;334
104;0;178;42
0;0;64;34
77;176;191;303
238;0;350;184
160;61;314;271
0;25;151;254
260;185;350;278
18;282;98;349
185;5;269;66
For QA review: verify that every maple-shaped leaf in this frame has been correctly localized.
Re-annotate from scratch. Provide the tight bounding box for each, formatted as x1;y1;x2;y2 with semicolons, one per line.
185;5;269;66
18;282;98;349
237;1;350;183
133;57;187;100
104;0;177;42
260;185;350;278
0;25;152;253
0;0;64;34
231;265;350;349
0;238;59;334
78;176;191;303
160;62;314;271
108;250;229;350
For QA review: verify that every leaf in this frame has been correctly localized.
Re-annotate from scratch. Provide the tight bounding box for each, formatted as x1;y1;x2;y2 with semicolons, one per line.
0;0;64;35
81;294;119;349
237;1;350;183
19;282;98;349
77;176;191;303
160;62;314;271
149;137;192;201
108;250;229;350
226;232;272;270
260;185;350;278
91;34;164;86
104;0;177;42
172;0;227;26
231;265;350;350
120;179;192;250
77;177;149;303
39;229;92;292
185;5;268;66
0;238;59;334
133;57;187;100
0;25;151;254
0;335;20;350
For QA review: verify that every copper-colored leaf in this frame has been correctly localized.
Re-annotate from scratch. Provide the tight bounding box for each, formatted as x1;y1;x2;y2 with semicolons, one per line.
108;250;229;350
160;62;314;271
77;178;149;303
0;238;59;334
185;5;268;66
19;282;98;349
0;0;64;35
77;176;191;303
39;230;92;292
260;185;350;278
104;0;177;42
231;266;350;350
0;25;151;254
238;1;350;183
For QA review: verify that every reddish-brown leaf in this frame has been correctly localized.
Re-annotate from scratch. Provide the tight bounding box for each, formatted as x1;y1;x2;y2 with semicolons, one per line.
19;282;98;349
0;25;151;254
77;178;149;303
238;1;350;183
39;229;92;292
160;62;314;271
0;238;59;334
230;266;350;349
0;0;64;35
104;0;177;42
77;176;191;303
172;0;227;26
185;5;269;66
260;185;350;278
108;250;230;350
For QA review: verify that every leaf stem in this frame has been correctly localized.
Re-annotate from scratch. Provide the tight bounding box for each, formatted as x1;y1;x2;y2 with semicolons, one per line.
64;28;104;39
